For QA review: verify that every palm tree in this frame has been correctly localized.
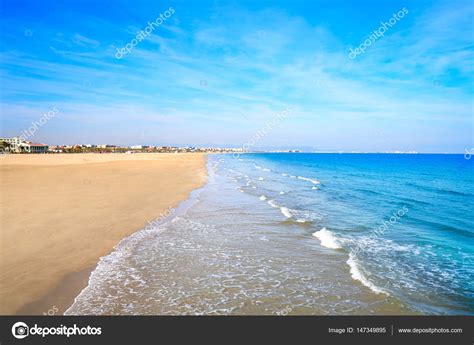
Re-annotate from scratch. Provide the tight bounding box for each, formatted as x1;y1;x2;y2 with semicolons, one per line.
0;141;11;154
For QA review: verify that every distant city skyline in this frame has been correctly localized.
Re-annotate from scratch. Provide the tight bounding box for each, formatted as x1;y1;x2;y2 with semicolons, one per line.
0;0;473;153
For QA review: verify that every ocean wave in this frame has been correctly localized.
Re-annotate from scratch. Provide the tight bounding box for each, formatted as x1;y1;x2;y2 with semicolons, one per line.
278;171;321;187
259;195;268;201
347;253;388;295
267;200;279;208
267;199;293;219
291;209;322;222
405;182;473;197
279;208;320;223
227;168;243;176
405;217;474;239
342;236;418;255
280;207;292;218
65;224;169;314
282;218;314;226
312;228;341;249
297;176;320;185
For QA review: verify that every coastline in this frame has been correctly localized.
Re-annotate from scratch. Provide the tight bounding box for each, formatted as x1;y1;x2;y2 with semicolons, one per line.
62;154;419;315
0;153;208;315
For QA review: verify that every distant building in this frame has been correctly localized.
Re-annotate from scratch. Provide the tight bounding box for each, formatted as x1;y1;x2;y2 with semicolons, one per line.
22;142;49;153
0;136;48;153
0;136;23;151
48;145;62;153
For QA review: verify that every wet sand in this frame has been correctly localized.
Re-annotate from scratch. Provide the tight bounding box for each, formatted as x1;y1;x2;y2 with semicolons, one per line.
0;153;207;314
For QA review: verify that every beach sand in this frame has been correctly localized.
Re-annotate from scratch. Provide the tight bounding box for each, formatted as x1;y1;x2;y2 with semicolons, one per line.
0;153;207;315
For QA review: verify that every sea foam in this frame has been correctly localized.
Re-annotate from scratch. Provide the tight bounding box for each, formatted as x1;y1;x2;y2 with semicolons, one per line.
267;200;279;208
347;253;388;295
312;228;341;249
297;176;320;184
280;207;292;218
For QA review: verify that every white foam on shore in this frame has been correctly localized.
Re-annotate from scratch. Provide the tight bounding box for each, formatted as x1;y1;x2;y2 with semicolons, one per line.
267;200;279;208
312;228;341;249
259;195;268;201
295;210;322;222
228;168;243;176
262;168;271;172
312;186;319;190
347;253;388;295
258;177;264;180
298;176;320;184
282;173;288;176
254;164;262;170
280;207;292;218
279;191;285;195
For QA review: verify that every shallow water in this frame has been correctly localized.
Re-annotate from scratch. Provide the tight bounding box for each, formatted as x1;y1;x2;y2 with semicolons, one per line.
66;154;474;315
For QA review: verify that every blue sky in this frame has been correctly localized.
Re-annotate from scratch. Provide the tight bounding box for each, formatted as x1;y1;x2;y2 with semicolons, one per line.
0;0;472;152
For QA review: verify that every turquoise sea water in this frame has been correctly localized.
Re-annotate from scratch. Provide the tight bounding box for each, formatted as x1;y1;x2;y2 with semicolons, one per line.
231;153;474;314
66;153;473;315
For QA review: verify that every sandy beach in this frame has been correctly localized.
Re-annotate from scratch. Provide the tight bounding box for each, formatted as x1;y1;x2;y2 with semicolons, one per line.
0;153;207;315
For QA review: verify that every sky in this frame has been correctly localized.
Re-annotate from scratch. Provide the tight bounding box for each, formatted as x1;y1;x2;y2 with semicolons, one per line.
0;0;472;152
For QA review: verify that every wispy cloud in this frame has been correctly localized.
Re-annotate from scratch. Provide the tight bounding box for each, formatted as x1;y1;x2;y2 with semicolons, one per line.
0;0;472;152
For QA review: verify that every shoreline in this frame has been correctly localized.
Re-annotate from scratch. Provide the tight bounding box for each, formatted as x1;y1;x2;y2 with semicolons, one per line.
64;174;211;315
0;153;208;315
16;266;94;315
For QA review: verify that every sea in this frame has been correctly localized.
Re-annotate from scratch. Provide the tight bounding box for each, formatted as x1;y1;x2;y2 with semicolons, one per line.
65;153;474;315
